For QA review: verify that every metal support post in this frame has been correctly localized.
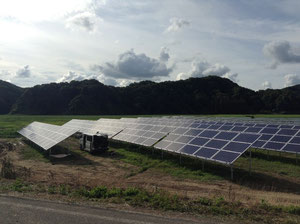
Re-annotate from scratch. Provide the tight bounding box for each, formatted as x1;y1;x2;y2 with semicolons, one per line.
296;153;298;164
249;149;252;176
179;154;182;165
202;160;204;171
267;150;269;160
230;165;233;180
161;151;163;160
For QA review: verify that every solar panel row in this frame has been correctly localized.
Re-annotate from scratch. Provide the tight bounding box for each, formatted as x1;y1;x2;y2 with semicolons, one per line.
18;122;78;150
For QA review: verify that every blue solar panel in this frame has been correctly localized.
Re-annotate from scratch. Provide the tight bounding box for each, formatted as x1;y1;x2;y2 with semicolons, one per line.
294;125;300;129
231;126;247;132
277;129;298;136
260;128;279;134
194;147;218;158
218;125;233;131
179;145;200;155
282;144;300;153
266;124;279;128
279;125;293;129
175;135;194;144
270;135;291;143
212;151;240;163
290;137;300;144
207;125;221;130
198;124;210;129
205;139;228;149
254;124;267;127
233;133;260;143
215;131;238;140
264;142;285;150
252;140;266;148
189;123;200;128
199;130;218;138
190;137;210;146
258;134;272;141
244;127;263;133
223;142;250;153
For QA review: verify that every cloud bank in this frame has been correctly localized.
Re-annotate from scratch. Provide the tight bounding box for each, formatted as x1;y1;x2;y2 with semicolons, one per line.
263;41;300;68
91;49;173;79
284;74;300;87
177;60;238;82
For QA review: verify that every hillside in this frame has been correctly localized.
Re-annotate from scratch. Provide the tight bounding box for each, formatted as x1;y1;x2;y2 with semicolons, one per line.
3;76;300;115
0;80;23;114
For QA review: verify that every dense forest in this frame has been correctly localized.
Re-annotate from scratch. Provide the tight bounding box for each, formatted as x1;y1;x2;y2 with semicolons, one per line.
1;76;300;115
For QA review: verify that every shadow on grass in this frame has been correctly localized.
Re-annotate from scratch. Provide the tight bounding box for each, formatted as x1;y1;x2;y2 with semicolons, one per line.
22;139;98;166
109;140;300;194
250;148;300;166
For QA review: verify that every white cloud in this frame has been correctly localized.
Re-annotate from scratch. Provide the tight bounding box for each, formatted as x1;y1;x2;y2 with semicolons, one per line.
57;71;85;83
202;63;230;76
263;40;300;69
66;11;101;32
165;17;190;32
284;74;300;87
91;49;173;79
176;72;190;81
222;73;238;82
177;59;238;83
262;81;272;89
16;65;31;78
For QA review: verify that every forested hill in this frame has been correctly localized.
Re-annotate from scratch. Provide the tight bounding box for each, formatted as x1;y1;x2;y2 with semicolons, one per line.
2;76;300;115
0;80;24;114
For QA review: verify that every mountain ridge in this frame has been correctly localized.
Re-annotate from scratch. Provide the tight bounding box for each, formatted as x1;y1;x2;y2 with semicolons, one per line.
1;76;300;115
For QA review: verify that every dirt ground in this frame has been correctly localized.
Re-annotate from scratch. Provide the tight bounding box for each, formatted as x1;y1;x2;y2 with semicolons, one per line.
1;138;300;207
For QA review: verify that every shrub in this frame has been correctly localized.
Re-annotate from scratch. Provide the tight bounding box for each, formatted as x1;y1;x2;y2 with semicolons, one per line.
1;157;16;179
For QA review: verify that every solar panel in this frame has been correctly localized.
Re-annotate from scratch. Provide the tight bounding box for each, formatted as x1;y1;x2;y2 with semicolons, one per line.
63;119;124;138
18;122;78;150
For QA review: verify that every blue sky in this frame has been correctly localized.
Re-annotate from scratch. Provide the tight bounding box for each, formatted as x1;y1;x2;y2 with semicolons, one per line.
0;0;300;90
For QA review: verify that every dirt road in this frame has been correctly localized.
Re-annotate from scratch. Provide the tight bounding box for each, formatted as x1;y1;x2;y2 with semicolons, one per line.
0;195;223;224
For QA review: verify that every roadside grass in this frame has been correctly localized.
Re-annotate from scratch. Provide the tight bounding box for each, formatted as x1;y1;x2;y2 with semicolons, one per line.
0;179;299;224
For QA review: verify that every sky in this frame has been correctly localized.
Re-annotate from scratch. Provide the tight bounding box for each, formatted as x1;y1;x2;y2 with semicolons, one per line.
0;0;300;90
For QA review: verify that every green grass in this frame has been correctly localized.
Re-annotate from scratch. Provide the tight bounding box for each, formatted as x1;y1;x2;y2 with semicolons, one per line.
111;142;223;181
20;144;50;163
1;179;299;224
1;114;300;138
235;149;300;179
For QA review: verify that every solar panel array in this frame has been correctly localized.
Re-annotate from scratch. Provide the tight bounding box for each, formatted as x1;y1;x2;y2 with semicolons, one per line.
19;116;300;164
18;122;78;150
62;119;123;138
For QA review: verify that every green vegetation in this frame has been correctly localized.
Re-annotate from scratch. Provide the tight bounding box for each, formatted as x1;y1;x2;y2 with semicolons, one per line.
2;76;300;115
0;157;16;179
114;146;221;181
0;179;299;224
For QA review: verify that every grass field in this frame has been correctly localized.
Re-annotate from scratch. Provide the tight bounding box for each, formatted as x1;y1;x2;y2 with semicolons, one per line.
1;114;300;138
1;114;300;223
